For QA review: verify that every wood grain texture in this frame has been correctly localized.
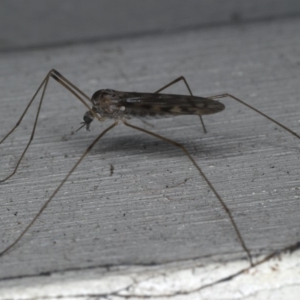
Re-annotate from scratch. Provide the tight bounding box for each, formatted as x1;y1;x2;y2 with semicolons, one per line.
0;16;299;289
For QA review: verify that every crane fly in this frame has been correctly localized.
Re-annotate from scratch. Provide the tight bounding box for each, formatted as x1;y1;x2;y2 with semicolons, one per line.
0;69;299;267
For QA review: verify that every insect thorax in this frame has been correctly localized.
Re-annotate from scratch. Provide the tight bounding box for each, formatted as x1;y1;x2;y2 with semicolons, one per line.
91;89;126;119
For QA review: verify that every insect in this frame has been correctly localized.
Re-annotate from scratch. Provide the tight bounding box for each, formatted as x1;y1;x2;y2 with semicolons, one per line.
0;69;299;267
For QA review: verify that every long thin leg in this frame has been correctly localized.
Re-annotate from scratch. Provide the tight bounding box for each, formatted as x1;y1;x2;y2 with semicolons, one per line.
154;76;207;134
0;69;98;182
208;93;300;139
0;121;118;257
123;120;253;266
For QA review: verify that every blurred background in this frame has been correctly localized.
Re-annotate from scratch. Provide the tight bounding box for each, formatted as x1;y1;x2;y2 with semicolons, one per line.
1;0;300;51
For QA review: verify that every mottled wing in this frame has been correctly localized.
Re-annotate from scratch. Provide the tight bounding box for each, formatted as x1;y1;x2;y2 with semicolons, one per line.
119;92;225;118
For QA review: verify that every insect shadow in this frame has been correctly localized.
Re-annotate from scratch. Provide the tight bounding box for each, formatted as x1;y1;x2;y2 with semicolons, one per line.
0;69;299;267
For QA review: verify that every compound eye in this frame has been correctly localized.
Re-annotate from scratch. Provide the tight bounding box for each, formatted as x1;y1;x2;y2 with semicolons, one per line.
84;111;93;123
83;111;94;130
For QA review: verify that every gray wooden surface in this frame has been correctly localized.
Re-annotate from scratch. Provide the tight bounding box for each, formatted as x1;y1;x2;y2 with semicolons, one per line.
0;16;299;286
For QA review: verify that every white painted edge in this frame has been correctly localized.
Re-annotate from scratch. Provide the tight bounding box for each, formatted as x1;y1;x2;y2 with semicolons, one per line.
1;250;299;300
